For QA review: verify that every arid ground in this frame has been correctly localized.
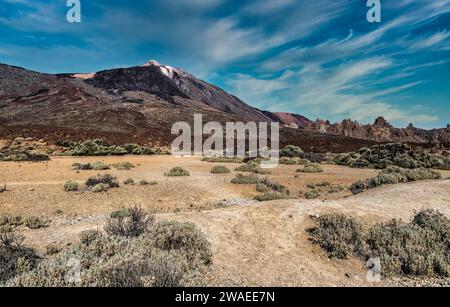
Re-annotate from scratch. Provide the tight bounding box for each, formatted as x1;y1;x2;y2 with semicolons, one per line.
1;156;449;286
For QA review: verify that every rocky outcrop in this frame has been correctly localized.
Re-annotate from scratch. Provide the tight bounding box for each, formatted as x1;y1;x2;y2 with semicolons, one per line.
304;117;450;147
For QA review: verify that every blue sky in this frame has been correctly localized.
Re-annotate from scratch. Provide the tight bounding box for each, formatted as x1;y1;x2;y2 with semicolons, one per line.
1;0;449;128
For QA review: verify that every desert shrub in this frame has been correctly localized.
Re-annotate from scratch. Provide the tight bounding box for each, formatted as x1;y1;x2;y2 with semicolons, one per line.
256;183;269;193
92;184;109;193
235;161;259;172
329;185;345;194
79;230;103;245
165;167;190;177
210;166;230;174
297;163;324;173
304;190;320;199
0;151;49;162
202;156;243;163
309;210;450;278
110;209;131;219
24;216;49;230
350;167;442;195
254;192;291;202
45;244;61;256
105;206;155;237
148;221;212;265
72;163;92;170
0;229;38;284
0;185;6;193
123;178;135;185
68;139;128;156
63;181;79;192
280;145;304;158
367;212;450;277
308;214;366;259
253;168;272;175
91;162;110;170
139;179;150;186
258;178;288;194
0;215;23;227
123;143;157;155
231;174;259;184
6;225;209;287
335;143;449;170
279;157;298;165
86;174;119;189
112;162;135;170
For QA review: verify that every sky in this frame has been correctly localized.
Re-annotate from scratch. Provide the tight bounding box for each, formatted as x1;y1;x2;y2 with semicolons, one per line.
0;0;449;128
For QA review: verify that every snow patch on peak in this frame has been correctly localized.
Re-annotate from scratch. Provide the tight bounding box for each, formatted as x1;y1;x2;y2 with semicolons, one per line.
143;60;184;79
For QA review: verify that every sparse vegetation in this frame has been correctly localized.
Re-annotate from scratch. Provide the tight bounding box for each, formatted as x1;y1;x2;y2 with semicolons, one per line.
5;219;212;287
138;179;157;186
24;216;49;230
86;174;119;190
258;178;288;194
105;206;154;237
91;183;109;193
309;209;450;278
202;156;243;163
297;163;324;173
165;167;190;177
123;178;135;185
66;139;128;156
350;166;442;194
231;174;259;184
280;145;304;158
304;190;320;199
334;143;450;170
308;214;366;259
0;228;38;284
0;151;49;162
254;192;292;202
112;162;135;170
210;166;231;174
63;181;79;192
0;185;6;193
235;161;259;172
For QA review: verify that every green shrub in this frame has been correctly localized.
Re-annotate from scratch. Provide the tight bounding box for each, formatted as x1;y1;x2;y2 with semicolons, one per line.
210;166;231;174
105;206;155;237
309;210;450;278
329;185;345;194
79;230;102;245
297;163;324;173
0;151;49;162
68;140;128;156
91;162;110;170
45;244;61;256
253;168;272;175
148;221;212;265
254;192;291;202
258;178;288;194
0;215;23;227
86;174;119;189
165;167;190;177
235;161;259;172
256;183;269;193
202;156;243;163
0;229;38;284
231;174;259;184
63;181;79;192
304;190;320;199
280;145;304;158
350;167;442;195
92;184;109;193
112;162;135;170
24;216;49;230
6;222;211;287
308;214;366;259
123;144;157;155
72;163;92;170
123;178;135;185
110;209;131;219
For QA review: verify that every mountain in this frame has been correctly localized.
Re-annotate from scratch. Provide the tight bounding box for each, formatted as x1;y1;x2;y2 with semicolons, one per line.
0;61;448;151
304;117;450;147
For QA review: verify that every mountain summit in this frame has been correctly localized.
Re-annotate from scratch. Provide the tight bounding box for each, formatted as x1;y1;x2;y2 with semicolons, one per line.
0;61;448;150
